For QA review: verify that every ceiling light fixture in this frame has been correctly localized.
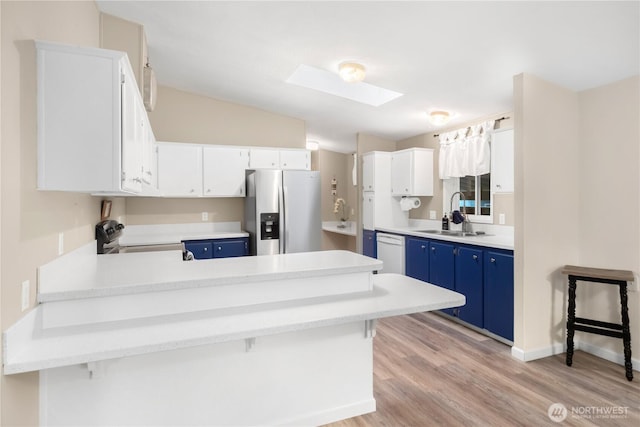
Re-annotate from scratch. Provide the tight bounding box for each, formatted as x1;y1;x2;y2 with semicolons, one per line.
428;111;451;126
306;140;319;151
338;62;366;83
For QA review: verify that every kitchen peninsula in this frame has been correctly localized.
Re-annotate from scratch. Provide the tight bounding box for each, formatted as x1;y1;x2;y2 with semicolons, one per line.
3;244;464;426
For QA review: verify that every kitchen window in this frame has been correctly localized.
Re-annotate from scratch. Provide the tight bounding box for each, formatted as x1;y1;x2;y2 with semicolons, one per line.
443;173;492;223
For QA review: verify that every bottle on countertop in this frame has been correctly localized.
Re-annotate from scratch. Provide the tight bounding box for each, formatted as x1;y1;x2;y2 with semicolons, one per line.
442;213;449;230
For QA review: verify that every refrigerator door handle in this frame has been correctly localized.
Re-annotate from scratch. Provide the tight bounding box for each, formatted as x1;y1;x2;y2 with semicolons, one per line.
278;185;285;254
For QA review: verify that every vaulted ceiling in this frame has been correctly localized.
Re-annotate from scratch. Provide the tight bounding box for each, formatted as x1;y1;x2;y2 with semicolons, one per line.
97;1;639;152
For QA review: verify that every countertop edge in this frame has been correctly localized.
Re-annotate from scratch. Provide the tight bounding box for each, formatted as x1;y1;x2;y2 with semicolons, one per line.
4;274;463;375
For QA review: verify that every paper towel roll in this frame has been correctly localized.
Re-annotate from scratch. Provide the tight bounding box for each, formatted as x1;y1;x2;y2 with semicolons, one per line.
400;197;421;211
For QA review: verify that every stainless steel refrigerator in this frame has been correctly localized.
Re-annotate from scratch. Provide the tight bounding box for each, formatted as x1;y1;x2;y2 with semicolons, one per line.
245;169;321;255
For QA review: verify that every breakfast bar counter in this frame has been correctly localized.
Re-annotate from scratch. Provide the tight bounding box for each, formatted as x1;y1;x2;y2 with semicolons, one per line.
4;243;464;426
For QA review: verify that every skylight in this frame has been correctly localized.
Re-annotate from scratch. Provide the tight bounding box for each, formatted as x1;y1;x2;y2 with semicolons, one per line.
286;64;403;107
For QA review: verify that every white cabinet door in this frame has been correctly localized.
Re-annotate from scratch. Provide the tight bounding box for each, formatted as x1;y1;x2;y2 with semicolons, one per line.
362;154;375;191
249;148;279;169
362;192;375;230
203;147;249;197
390;148;433;196
362;151;392;193
157;143;203;196
390;151;412;195
280;149;310;170
121;71;144;193
491;129;514;193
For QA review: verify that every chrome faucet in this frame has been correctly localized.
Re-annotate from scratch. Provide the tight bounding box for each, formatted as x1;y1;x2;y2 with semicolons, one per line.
450;191;470;233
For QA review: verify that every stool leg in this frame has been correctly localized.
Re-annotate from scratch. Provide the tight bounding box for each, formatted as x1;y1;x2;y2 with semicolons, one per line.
566;276;577;367
619;282;633;381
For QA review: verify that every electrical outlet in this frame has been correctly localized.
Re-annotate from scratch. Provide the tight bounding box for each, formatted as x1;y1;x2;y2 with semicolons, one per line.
58;232;64;255
202;212;209;221
429;210;437;220
499;213;506;225
21;280;30;311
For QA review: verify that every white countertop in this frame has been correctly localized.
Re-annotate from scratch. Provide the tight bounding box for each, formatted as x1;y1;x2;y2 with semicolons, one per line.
322;221;357;236
4;274;465;375
38;243;383;302
118;222;248;246
377;221;514;250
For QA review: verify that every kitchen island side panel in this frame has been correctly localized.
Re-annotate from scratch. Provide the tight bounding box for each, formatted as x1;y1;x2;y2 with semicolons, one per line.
40;322;374;427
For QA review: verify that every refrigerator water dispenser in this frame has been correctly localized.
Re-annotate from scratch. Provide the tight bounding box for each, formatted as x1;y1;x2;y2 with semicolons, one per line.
260;213;279;240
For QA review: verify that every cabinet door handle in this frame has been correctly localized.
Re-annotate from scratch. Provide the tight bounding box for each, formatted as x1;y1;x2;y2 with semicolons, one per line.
203;247;208;252
207;189;211;193
217;246;222;251
473;254;478;260
490;258;496;263
431;247;435;252
421;245;426;249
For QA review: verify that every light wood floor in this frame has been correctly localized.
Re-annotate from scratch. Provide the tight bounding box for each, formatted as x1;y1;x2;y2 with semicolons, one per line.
326;313;639;427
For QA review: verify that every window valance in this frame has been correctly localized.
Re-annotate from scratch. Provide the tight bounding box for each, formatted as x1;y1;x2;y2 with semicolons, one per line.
438;120;495;179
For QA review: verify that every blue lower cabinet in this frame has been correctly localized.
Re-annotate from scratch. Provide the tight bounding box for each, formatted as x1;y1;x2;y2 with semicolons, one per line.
183;241;213;259
184;238;249;260
455;246;484;328
212;238;249;258
484;250;514;341
405;237;429;282
363;229;376;258
428;241;456;316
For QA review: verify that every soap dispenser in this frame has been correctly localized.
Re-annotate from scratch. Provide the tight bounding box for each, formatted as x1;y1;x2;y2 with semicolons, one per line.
442;213;449;230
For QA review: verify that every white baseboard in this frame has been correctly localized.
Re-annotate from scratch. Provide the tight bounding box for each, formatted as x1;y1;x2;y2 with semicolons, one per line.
511;341;639;372
511;343;565;361
279;399;376;426
576;341;640;371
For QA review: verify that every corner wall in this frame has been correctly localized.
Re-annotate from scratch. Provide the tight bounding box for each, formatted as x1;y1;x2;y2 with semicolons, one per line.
1;2;102;425
576;76;640;360
513;73;581;358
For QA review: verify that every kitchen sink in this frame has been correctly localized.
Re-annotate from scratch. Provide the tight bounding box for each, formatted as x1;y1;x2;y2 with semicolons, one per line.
413;229;490;237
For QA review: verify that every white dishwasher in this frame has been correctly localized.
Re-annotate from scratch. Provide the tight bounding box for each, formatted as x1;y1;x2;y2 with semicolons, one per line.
376;233;405;275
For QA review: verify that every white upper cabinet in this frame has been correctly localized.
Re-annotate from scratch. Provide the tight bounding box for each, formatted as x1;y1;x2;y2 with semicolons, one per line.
279;149;310;170
36;41;154;195
390;148;434;196
491;129;514;193
248;148;310;170
157;143;203;197
203;147;249;197
362;151;391;193
248;148;279;169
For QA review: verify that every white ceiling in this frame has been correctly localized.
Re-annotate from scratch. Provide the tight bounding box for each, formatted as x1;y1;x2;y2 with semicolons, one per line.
96;1;639;153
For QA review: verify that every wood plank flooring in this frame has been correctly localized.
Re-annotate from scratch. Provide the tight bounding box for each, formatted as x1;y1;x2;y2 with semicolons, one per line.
326;313;639;427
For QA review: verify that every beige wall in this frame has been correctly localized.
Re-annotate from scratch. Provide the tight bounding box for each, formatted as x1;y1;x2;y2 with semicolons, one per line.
317;149;357;252
99;13;147;92
576;76;639;356
149;85;306;147
1;1;102;425
513;73;581;354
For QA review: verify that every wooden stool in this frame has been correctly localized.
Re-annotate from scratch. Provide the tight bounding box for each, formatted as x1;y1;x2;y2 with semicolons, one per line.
562;265;634;381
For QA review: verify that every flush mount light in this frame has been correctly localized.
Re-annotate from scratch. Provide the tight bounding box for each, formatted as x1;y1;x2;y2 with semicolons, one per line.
338;62;366;83
306;140;319;151
428;111;451;126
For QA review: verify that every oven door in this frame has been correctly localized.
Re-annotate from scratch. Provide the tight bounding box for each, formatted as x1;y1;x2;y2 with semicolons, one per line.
118;243;193;260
